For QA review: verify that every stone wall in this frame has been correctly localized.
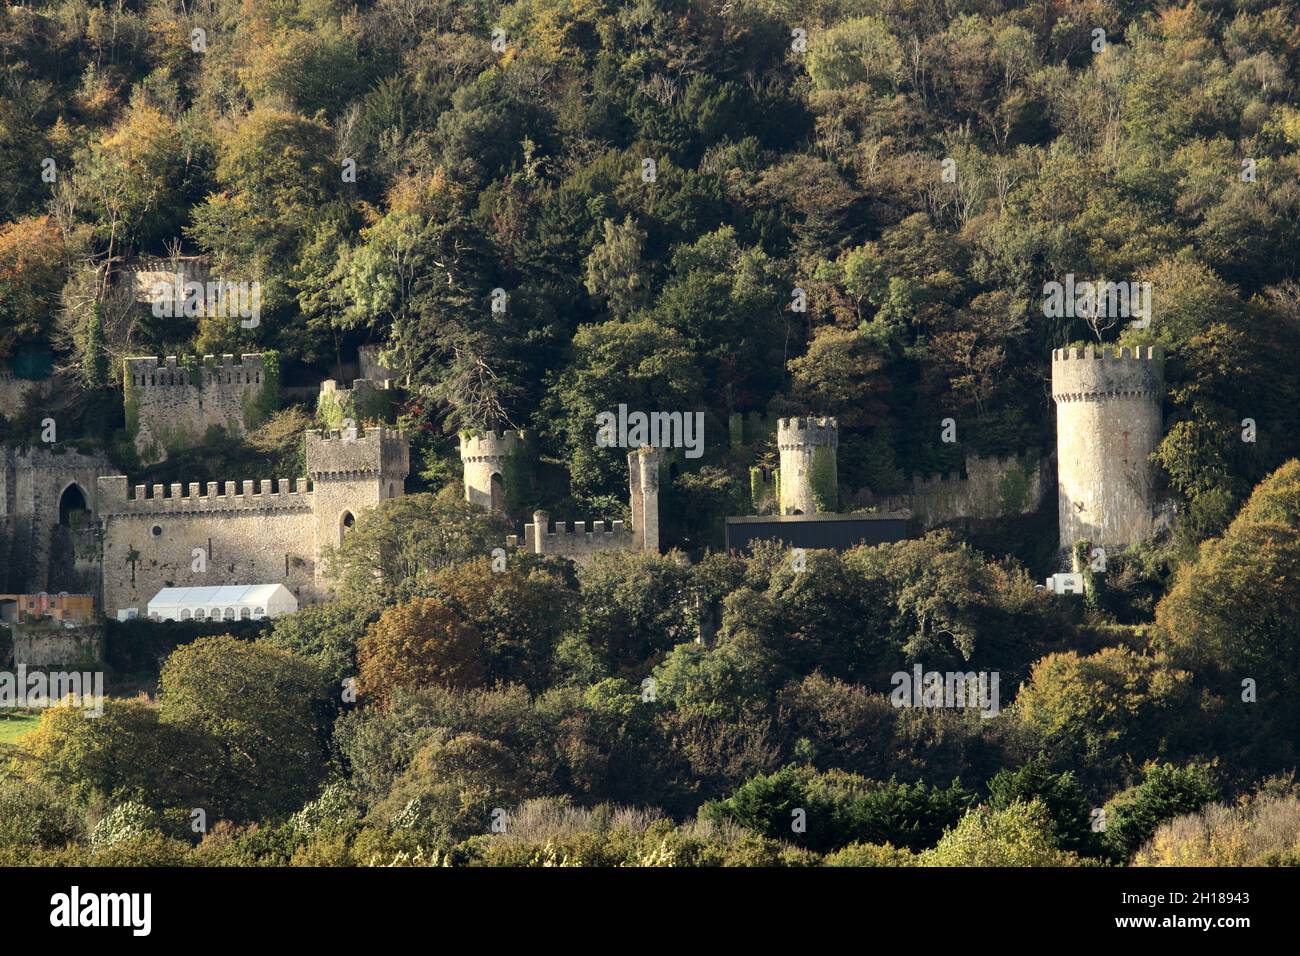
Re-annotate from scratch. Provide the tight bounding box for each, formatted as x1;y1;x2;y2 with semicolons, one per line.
317;378;395;430
125;353;274;465
98;427;409;615
0;369;49;420
358;345;394;383
11;622;103;667
120;256;210;307
501;449;661;566
904;452;1047;528
0;445;114;593
96;477;320;615
510;511;638;565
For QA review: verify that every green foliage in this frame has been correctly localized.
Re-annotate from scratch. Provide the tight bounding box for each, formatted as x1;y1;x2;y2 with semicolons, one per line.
157;636;333;822
325;489;511;602
921;800;1085;867
988;757;1098;857
1102;763;1219;861
705;766;972;854
808;445;838;513
243;350;280;428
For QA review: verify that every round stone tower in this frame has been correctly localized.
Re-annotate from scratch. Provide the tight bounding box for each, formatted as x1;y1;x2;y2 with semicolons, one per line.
459;430;524;512
1051;346;1164;552
777;416;838;515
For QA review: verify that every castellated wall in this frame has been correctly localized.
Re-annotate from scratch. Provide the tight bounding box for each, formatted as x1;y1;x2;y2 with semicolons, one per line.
778;417;838;515
905;452;1047;529
0;445;114;593
510;511;637;565
126;354;271;465
1052;346;1164;551
99;427;409;615
96;477;320;615
503;448;661;566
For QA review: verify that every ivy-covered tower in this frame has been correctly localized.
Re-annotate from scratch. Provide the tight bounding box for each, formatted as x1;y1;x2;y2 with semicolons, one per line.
778;416;838;514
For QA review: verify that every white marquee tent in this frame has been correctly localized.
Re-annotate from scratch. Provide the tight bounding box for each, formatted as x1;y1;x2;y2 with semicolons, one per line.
146;584;298;622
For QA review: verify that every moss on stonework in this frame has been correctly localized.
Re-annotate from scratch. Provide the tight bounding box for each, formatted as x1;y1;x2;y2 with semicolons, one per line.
243;350;279;429
809;446;837;513
998;457;1033;514
123;372;140;437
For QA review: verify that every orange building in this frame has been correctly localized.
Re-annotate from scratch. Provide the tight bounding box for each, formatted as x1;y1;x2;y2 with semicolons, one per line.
0;593;95;624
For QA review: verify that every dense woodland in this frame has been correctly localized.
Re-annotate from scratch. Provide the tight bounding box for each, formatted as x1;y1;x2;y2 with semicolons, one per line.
3;0;1300;865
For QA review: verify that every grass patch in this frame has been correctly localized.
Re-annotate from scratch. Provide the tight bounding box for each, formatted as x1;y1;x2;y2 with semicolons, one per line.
0;711;42;745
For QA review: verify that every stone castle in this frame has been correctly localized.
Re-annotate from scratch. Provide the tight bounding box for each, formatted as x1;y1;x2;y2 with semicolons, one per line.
0;343;1170;616
459;431;661;565
2;352;409;616
97;426;408;614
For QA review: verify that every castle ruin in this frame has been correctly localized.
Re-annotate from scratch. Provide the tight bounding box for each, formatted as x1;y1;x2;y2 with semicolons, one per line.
125;353;275;465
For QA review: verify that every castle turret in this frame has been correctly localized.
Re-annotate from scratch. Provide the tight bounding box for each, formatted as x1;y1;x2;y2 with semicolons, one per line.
778;417;838;515
459;430;524;511
306;427;409;554
1052;346;1164;552
629;446;661;553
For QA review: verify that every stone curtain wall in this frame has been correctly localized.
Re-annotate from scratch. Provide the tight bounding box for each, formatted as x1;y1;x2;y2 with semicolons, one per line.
125;354;272;465
0;446;113;593
96;477;319;615
906;452;1047;528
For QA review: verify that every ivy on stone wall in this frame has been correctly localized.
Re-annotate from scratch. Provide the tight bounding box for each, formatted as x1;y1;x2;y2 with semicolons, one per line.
998;455;1034;515
500;444;535;514
243;350;280;429
809;446;837;513
316;388;346;429
123;370;140;437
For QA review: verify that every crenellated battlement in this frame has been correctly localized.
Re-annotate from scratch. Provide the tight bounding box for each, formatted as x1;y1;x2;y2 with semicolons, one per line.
459;429;526;462
96;475;313;516
1051;346;1163;402
306;426;409;479
909;451;1039;489
126;353;266;389
509;510;635;555
778;416;839;448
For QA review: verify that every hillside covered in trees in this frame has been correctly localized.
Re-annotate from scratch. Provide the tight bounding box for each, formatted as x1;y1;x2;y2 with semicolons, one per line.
3;0;1300;867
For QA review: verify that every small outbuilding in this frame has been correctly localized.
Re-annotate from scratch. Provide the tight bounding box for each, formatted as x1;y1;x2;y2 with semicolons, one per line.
145;584;298;623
